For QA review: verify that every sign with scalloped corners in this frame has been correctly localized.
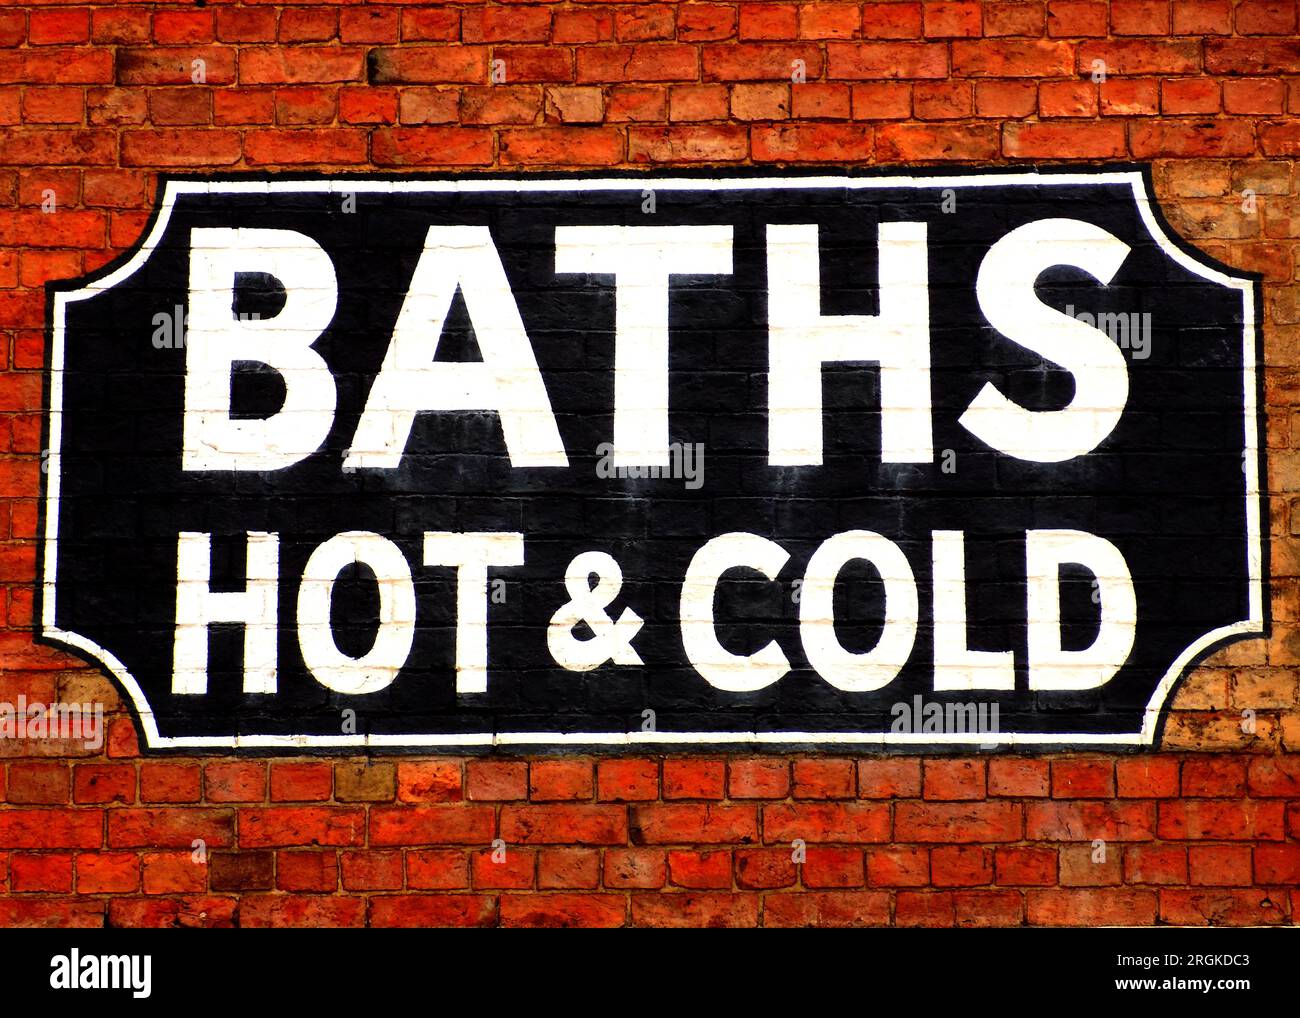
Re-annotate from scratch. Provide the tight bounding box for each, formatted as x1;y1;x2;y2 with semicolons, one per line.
38;168;1266;753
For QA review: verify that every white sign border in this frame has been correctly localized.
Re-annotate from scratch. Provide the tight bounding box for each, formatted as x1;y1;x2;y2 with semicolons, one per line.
40;169;1266;750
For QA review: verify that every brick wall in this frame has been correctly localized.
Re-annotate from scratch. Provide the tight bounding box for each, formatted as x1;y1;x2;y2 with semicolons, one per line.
2;0;1300;928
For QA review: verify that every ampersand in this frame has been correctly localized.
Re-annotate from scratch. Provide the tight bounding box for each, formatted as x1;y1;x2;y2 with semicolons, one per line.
548;551;644;671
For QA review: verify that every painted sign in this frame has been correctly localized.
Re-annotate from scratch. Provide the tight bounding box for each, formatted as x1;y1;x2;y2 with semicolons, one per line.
39;169;1266;751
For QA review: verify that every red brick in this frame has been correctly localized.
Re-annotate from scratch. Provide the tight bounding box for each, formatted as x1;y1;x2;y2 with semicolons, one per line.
241;896;366;928
401;9;459;43
988;759;1050;797
339;8;399;44
924;759;986;800
466;760;528;801
765;890;890;926
1236;0;1298;34
1162;79;1220;116
7;762;68;804
616;5;676;41
1039;80;1097;117
1115;757;1180;797
631;891;758;927
728;758;790;798
502;805;628;845
996;846;1058;885
985;2;1045;35
217;8;277;43
1223;79;1286;115
396;761;460;803
370;805;494;846
11;853;74;892
76;852;139;894
914;81;973;118
799;3;862;39
764;803;890;843
554;10;616;44
931;844;994;886
501;893;625;928
1004;122;1127;158
1206;39;1300;75
204;762;266;803
877;123;1000;160
828;40;945;78
596;759;659;801
636;804;758;844
705;42;822;81
924;1;983;37
670;84;730;121
629;125;748;162
1078;40;1201;75
29;10;91;45
792;759;855;798
370;895;495;928
1188;844;1253;886
739;3;799;39
471;846;535;888
121;129;241;167
538;847;600;889
1029;888;1157;925
529;760;593;801
269;762;332;802
276;851;337;892
604;848;666;888
73;764;134;805
1254;844;1300;884
1182;757;1247;796
803;845;865;887
1172;0;1232;34
406;849;467;890
1159;888;1290;926
579;44;698;83
0;900;104;928
861;2;924;38
1158;800;1287;841
975;80;1038;117
1051;759;1115;798
678;5;736;41
663;759;726;799
736;846;798;888
858;758;922;798
236;807;362;848
1110;0;1169;34
791;82;852;118
954;888;1025;926
731;82;790;120
667;849;732;888
494;46;572;83
280;10;338;43
141;851;205;894
244;128;367;165
896;889;955;926
501;127;624;165
341;850;404;891
895;801;1021;842
1124;844;1188;885
368;46;486;85
1047;0;1109;35
1247;757;1300;796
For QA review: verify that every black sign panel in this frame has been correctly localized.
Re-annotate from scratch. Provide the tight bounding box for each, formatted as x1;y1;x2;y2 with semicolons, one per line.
39;169;1266;752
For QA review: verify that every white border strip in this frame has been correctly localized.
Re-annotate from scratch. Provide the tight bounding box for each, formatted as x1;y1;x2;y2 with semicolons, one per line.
41;170;1265;750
